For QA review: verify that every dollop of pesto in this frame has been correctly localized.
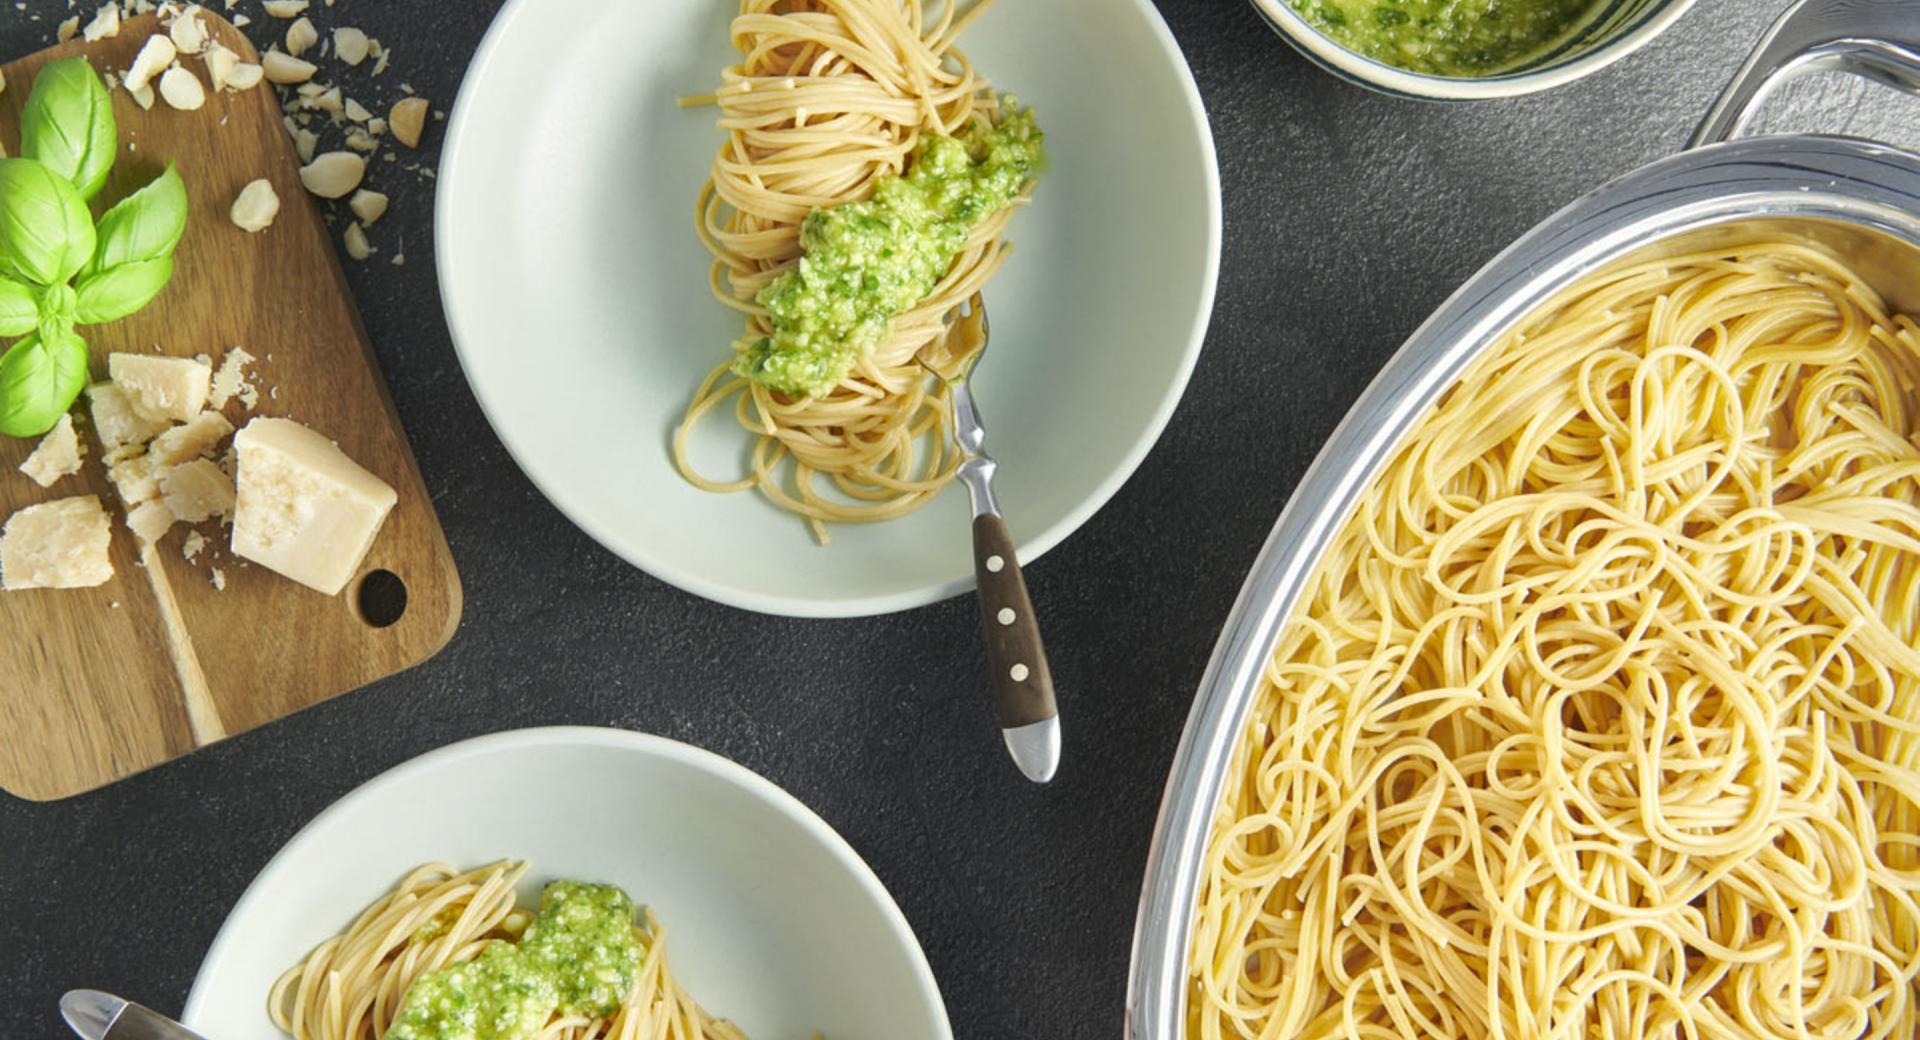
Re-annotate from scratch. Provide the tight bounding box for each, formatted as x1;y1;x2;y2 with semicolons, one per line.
385;881;645;1040
1293;0;1597;76
735;99;1045;398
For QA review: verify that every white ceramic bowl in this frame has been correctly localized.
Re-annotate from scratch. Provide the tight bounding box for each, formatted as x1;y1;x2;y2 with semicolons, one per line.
436;0;1219;617
1249;0;1697;99
182;728;949;1040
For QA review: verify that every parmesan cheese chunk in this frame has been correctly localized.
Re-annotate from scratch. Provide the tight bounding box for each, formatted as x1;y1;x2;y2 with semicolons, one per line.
109;452;165;505
1;496;114;590
18;414;84;488
148;410;234;465
126;499;175;544
162;458;236;522
231;418;396;595
110;353;213;423
89;382;170;453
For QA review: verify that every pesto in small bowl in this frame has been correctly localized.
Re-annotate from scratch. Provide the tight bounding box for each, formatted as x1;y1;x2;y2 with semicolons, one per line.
1290;0;1599;75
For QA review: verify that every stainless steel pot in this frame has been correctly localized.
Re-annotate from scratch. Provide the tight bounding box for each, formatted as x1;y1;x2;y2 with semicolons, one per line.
1126;1;1920;1036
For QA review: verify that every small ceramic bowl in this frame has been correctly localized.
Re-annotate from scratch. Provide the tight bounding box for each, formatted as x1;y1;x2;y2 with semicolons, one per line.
1248;0;1697;99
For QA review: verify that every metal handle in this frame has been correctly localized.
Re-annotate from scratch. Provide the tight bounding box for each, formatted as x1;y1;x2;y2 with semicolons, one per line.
1692;0;1920;148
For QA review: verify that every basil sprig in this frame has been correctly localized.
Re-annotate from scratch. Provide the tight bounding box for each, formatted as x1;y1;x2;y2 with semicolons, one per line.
0;57;188;438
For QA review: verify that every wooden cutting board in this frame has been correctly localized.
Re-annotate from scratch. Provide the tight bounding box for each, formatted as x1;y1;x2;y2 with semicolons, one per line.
0;14;462;801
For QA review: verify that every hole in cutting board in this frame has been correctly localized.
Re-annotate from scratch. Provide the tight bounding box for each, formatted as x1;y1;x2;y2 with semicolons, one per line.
357;569;408;628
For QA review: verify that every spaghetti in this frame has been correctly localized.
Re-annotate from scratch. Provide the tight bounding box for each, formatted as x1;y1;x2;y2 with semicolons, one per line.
675;0;1034;543
1190;240;1920;1039
269;862;749;1040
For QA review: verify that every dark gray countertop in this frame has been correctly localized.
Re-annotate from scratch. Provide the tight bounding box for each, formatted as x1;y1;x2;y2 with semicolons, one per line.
4;1;1916;1036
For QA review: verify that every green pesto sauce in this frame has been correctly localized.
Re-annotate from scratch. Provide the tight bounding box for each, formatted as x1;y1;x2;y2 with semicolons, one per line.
734;99;1045;398
386;881;645;1040
1293;0;1597;76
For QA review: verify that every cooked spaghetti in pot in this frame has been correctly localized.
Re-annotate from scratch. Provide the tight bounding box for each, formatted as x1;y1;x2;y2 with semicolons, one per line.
1190;240;1920;1039
675;0;1042;543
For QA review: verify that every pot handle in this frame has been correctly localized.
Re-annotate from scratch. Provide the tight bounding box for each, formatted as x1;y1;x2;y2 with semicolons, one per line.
1691;0;1920;148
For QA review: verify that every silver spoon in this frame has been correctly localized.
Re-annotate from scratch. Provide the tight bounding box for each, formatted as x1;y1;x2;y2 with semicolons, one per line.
921;294;1062;782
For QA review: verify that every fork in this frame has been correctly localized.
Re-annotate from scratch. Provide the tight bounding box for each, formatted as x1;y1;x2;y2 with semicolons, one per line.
921;294;1061;783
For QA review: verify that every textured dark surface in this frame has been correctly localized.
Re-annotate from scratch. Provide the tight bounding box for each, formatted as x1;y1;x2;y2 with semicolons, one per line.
2;1;1917;1036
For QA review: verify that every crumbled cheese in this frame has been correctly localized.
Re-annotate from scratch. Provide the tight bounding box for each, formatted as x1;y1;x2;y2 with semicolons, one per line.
18;414;84;488
1;496;114;590
230;177;281;232
231;418;396;595
209;565;226;589
348;189;387;225
109;452;164;504
209;347;257;410
126;499;174;543
110;353;212;422
182;529;206;561
89;382;169;452
161;458;235;521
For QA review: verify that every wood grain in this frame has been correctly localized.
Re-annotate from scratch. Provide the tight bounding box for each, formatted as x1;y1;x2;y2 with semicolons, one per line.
0;15;463;801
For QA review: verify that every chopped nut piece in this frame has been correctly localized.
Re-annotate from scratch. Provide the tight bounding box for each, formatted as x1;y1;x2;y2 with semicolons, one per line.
298;151;364;198
370;45;389;77
231;11;248;26
348;189;387;225
129;83;155;109
343;222;372;260
159;64;206;110
284;15;316;56
344;128;377;152
1;497;114;590
301;85;342;116
124;32;176;92
202;39;237;89
389;96;428;148
366;116;386;135
84;6;122;41
344;96;371;122
126;499;175;544
260;0;306;16
167;6;205;53
261;49;315;84
333;26;369;65
19;414;84;488
230;178;280;232
161;459;236;522
223;60;263;91
292;125;317;162
57;15;81;41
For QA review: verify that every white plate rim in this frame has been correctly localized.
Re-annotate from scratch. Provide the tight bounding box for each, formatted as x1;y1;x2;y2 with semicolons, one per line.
180;726;951;1038
432;0;1223;618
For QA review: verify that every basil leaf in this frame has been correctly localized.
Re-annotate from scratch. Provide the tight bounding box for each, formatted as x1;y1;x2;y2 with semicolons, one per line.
0;326;88;438
0;278;35;337
0;159;97;287
74;257;172;324
84;163;188;278
20;57;117;202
